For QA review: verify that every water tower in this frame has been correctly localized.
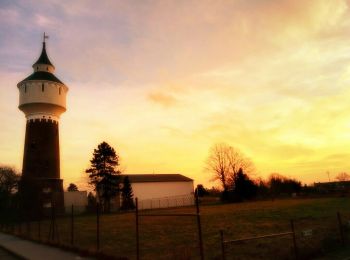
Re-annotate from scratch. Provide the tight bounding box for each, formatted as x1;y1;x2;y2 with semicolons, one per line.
17;34;68;217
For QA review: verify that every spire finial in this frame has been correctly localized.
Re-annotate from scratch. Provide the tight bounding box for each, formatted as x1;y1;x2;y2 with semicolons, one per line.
43;32;49;43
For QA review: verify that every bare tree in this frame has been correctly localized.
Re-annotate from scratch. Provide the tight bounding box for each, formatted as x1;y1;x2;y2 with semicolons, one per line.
335;172;350;182
226;146;255;186
206;143;230;192
206;143;254;191
0;166;19;194
0;166;20;212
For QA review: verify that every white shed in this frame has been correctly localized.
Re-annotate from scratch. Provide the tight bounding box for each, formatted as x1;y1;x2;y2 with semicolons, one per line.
124;174;194;210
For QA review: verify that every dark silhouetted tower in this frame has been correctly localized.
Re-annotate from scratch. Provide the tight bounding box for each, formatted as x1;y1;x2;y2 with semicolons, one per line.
18;35;68;217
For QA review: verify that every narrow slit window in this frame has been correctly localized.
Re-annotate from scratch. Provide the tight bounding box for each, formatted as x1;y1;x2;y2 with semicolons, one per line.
59;87;61;95
24;84;27;93
42;83;44;92
47;67;49;71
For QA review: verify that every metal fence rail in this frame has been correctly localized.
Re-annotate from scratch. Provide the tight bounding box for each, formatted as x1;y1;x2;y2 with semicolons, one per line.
220;220;298;260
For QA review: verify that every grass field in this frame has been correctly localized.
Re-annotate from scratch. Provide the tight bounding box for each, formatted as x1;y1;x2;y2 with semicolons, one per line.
9;197;350;259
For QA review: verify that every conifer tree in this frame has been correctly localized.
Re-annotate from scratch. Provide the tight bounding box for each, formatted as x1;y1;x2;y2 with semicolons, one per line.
67;183;78;192
121;176;135;210
85;142;121;213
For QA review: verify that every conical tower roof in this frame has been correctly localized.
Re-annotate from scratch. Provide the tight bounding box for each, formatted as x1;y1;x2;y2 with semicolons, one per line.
33;42;54;67
18;34;65;86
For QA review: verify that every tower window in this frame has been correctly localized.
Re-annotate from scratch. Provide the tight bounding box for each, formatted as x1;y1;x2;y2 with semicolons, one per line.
42;83;44;92
37;66;39;71
59;87;61;95
24;84;27;93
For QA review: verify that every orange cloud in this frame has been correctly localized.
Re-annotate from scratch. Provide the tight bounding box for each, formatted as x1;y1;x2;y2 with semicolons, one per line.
148;91;179;107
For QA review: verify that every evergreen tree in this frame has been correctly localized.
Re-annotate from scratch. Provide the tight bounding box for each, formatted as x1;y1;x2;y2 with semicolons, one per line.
67;183;78;192
121;176;135;210
196;184;209;197
85;142;121;213
87;192;97;212
233;168;257;201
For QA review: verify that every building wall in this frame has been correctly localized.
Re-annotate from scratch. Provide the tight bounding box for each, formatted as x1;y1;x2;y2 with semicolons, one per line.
132;181;194;200
131;181;194;210
64;191;88;213
19;81;67;109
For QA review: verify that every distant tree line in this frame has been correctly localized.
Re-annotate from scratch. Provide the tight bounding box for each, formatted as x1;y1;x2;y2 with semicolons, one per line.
205;143;302;202
335;172;350;182
199;172;302;202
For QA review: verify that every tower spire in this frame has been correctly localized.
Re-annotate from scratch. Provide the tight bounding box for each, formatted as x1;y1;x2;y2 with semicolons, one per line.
32;33;54;69
43;32;49;43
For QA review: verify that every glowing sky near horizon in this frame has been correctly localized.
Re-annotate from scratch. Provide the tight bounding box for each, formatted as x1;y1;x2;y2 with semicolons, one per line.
1;0;350;189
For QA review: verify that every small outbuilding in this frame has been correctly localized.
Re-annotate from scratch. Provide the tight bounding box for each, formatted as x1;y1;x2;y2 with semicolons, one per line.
123;174;194;210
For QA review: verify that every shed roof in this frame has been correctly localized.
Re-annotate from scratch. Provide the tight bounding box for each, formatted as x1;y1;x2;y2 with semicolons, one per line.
124;174;193;183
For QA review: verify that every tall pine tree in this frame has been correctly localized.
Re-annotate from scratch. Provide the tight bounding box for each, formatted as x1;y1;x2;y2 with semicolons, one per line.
121;176;135;210
85;142;121;213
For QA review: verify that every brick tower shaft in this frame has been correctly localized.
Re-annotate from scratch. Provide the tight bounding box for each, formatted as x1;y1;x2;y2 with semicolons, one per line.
22;120;60;179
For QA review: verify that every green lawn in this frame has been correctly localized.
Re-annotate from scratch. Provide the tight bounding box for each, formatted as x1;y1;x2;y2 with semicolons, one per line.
11;197;350;259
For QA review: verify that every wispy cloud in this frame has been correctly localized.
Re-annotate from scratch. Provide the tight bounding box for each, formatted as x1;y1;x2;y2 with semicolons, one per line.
148;91;178;107
35;14;57;28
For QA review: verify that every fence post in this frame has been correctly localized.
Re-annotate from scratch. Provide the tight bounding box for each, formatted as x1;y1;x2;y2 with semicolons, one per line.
38;218;41;241
220;230;225;260
71;204;74;246
52;203;55;241
337;212;345;246
10;222;14;234
48;203;57;242
290;219;298;260
10;221;14;234
96;202;100;251
135;198;140;260
26;220;30;238
18;221;22;235
195;193;204;260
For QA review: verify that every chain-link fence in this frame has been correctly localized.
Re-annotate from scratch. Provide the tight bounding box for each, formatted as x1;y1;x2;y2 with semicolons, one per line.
137;194;195;210
220;211;350;260
1;201;350;259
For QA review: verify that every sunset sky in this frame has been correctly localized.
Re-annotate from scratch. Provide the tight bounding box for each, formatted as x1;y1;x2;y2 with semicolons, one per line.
1;0;350;189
